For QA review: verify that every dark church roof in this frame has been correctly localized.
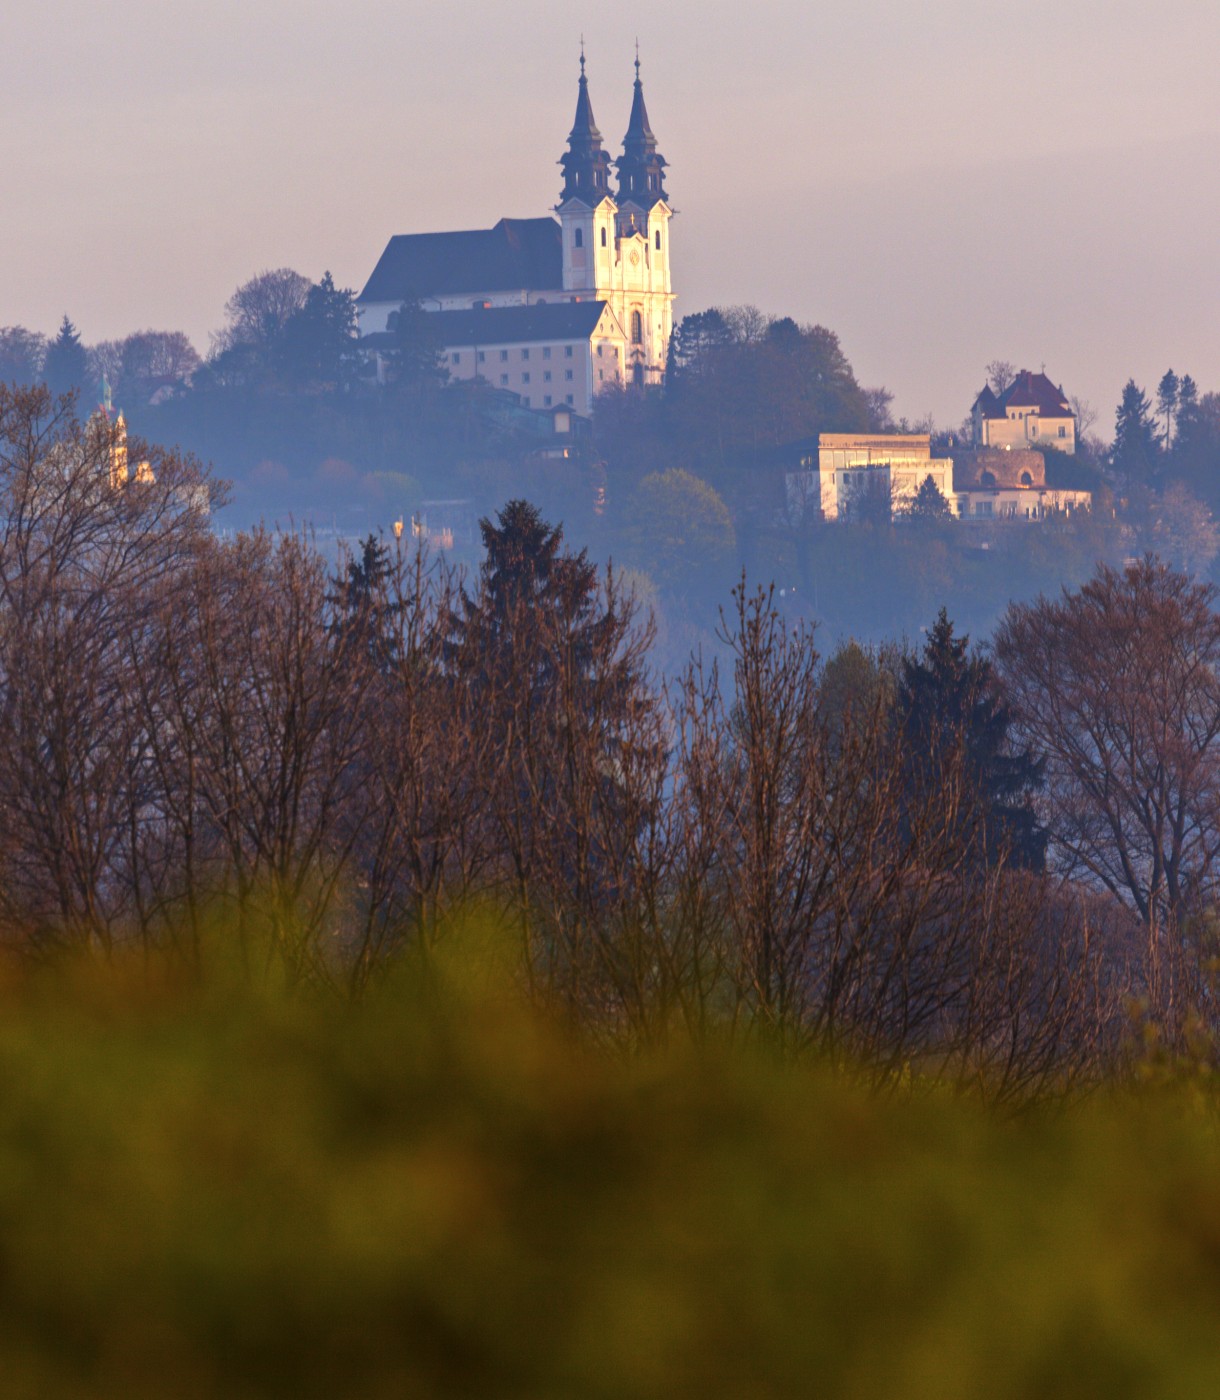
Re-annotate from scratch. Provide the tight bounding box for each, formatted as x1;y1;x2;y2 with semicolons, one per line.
364;301;611;349
359;217;563;304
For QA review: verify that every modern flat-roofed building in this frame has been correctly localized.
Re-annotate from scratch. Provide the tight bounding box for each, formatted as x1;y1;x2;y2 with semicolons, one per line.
797;434;955;520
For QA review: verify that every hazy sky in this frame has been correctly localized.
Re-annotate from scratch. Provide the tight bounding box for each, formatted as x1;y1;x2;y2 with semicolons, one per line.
3;0;1218;427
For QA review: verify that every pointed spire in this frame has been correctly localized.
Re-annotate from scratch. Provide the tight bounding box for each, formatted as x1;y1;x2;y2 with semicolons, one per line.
616;49;668;209
559;45;613;204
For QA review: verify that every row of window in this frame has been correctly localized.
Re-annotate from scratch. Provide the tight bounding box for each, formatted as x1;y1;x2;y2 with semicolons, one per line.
572;227;664;250
493;370;574;384
451;345;576;366
517;394;574;407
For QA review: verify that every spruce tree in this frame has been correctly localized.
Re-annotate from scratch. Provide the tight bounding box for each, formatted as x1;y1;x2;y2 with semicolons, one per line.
1156;369;1180;452
42;316;89;398
1111;379;1159;481
896;610;1046;871
906;473;953;522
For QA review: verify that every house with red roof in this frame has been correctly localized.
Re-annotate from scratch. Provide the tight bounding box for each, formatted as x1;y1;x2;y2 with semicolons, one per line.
971;370;1076;455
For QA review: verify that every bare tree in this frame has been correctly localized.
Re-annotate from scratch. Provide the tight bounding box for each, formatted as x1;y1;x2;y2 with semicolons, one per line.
986;360;1016;396
996;559;1220;1024
1069;395;1097;440
0;385;220;948
211;269;310;356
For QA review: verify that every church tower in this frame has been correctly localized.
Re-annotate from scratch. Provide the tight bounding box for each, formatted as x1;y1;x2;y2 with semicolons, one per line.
556;47;675;390
557;49;618;298
613;52;674;387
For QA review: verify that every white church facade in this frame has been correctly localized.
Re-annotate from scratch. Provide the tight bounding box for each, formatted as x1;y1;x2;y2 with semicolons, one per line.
357;52;675;416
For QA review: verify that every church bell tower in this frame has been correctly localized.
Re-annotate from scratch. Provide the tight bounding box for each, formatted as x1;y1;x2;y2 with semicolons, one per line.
555;46;675;386
613;50;674;387
557;48;618;297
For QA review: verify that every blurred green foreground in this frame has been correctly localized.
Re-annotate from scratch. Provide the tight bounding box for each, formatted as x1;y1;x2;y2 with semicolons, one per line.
1;936;1219;1399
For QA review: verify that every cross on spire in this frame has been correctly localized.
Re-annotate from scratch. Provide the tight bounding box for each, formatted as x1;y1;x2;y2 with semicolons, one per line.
617;42;667;209
559;44;612;204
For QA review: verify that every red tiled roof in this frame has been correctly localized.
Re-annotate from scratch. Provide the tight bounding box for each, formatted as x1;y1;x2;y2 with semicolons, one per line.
974;369;1071;419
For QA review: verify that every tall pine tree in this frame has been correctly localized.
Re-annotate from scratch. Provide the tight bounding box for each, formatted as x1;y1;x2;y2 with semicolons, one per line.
896;610;1046;871
1111;379;1159;481
42;316;89;398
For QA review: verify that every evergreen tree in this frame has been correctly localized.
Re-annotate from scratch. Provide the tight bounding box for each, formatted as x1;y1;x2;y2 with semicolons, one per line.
664;308;733;386
277;272;358;389
1175;374;1202;456
331;533;399;671
42;316;89;398
455;500;616;686
388;298;449;393
1111;379;1158;481
449;500;653;920
1156;369;1180;452
906;473;953;523
896;610;1046;871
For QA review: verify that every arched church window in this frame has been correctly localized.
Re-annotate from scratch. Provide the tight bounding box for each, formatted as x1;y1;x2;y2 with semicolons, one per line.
574;228;583;249
655;229;661;250
600;227;607;248
1020;471;1033;486
631;310;643;344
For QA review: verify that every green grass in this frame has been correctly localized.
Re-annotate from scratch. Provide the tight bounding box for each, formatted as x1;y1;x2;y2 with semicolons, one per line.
0;935;1218;1397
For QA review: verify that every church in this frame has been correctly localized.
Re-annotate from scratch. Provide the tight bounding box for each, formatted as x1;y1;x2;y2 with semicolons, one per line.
356;51;675;416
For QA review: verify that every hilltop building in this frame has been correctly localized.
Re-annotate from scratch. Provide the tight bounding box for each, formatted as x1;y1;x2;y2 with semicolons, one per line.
357;50;675;416
784;434;955;521
971;370;1077;454
952;447;1091;522
782;433;1092;524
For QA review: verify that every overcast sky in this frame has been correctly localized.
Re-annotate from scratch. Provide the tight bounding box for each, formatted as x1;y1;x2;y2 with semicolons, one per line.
2;0;1217;427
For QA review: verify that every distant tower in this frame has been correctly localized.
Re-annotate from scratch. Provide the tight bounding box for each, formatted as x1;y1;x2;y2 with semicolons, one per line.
108;411;129;490
557;46;619;298
555;45;675;388
615;47;669;213
613;48;674;387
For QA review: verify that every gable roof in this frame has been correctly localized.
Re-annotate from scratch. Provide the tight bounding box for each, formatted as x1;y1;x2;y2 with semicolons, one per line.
363;301;614;351
359;217;563;304
974;370;1072;419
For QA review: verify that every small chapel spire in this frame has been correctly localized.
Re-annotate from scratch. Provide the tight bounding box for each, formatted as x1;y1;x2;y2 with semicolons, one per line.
559;46;613;204
616;47;668;209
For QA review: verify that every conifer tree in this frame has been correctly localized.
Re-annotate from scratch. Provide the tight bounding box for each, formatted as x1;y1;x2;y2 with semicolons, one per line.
1156;369;1180;452
42;316;89;398
331;533;399;671
906;473;953;522
896;609;1046;871
1111;379;1159;481
1175;374;1202;457
388;298;449;394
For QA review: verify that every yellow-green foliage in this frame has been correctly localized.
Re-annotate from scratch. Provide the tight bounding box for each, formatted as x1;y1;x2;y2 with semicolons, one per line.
0;934;1218;1398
